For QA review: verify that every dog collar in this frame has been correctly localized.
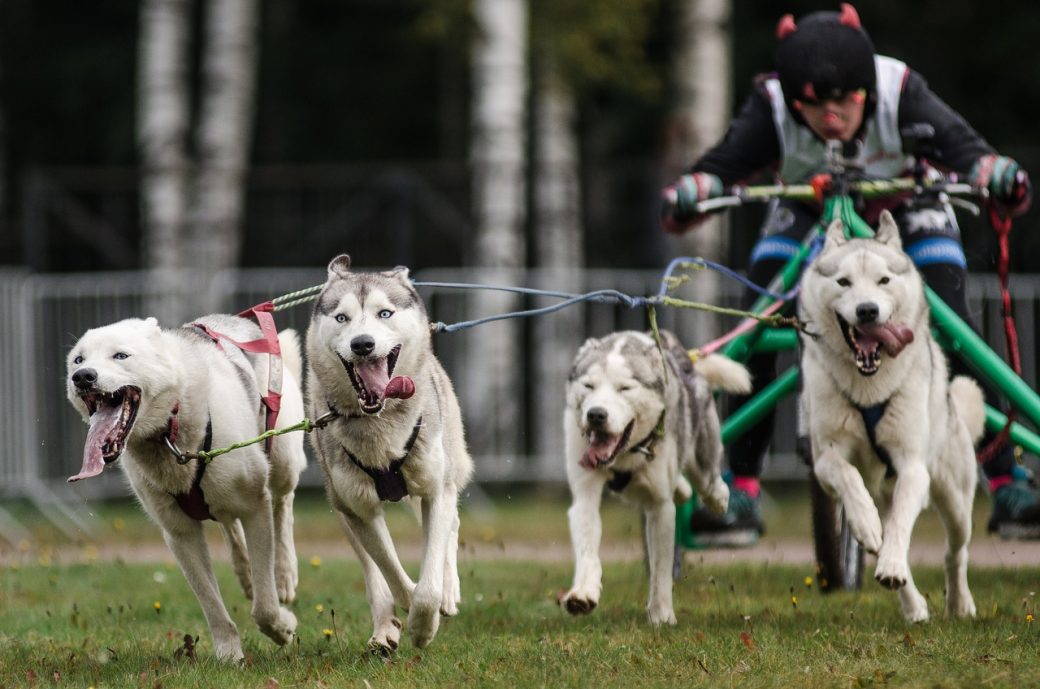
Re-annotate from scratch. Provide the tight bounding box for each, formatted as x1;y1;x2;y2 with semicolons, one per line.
342;416;423;502
627;412;666;460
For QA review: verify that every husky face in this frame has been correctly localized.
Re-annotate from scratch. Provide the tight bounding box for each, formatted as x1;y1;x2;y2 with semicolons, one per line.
804;211;919;376
311;255;428;415
566;332;665;469
66;317;179;480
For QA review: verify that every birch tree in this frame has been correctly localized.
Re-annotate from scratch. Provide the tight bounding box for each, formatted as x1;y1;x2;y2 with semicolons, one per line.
666;0;732;344
468;0;528;464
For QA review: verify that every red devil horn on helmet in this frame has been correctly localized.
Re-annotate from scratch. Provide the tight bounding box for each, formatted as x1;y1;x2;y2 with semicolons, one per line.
776;14;797;39
839;3;862;29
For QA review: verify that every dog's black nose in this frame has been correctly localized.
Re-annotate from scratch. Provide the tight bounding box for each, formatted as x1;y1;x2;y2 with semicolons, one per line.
586;407;608;427
350;334;376;356
72;368;97;389
856;302;879;324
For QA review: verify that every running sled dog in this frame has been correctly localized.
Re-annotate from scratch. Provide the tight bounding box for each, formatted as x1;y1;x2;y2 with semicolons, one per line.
799;210;984;622
66;315;307;661
560;330;751;625
305;255;473;653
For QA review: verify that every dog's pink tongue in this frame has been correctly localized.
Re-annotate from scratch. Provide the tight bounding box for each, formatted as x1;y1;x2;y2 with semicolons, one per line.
68;407;120;482
859;322;915;357
385;376;415;400
354;359;391;399
580;432;622;470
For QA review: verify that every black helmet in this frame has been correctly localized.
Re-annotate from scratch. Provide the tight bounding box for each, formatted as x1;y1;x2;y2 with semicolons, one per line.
774;4;876;120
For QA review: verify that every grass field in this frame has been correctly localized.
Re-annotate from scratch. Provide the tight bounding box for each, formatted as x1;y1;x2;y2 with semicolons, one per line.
1;485;1039;688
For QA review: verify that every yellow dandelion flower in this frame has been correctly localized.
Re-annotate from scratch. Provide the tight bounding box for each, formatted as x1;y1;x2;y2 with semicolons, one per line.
154;601;162;613
1028;614;1034;623
315;604;324;614
112;518;126;532
791;595;798;607
322;628;333;639
804;576;813;588
310;556;322;568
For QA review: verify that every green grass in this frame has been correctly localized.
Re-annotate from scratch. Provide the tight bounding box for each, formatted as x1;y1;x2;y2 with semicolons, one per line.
1;486;1037;687
2;556;1039;687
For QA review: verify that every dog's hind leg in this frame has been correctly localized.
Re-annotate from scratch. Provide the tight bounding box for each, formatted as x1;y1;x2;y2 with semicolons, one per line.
931;470;977;618
441;508;462;616
644;500;678;626
272;490;299;604
220;520;253;600
162;525;244;662
239;491;298;646
335;511;402;655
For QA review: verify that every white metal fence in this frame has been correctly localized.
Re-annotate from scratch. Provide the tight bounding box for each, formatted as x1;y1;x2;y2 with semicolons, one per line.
1;266;1037;505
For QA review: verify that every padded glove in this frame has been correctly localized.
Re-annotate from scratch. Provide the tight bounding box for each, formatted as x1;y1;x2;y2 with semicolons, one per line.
661;172;724;234
970;154;1032;216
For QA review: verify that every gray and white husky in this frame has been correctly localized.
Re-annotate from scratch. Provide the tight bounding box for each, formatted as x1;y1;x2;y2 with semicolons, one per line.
305;255;473;653
66;315;306;661
799;210;985;622
560;330;750;625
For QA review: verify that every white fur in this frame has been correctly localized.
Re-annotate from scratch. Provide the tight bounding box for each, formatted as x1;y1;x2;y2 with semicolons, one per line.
66;315;307;661
305;256;473;653
560;330;747;625
799;211;982;622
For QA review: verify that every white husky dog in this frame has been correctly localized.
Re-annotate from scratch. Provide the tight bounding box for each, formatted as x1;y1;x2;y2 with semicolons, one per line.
799;210;985;622
305;255;473;653
66;315;306;661
560;330;751;625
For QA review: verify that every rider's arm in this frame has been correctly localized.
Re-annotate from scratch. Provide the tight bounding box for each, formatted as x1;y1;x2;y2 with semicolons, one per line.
689;84;781;184
897;69;994;172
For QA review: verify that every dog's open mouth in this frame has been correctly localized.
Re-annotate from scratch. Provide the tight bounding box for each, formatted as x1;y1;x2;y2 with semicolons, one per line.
581;421;635;469
68;386;141;483
836;313;914;376
340;345;415;415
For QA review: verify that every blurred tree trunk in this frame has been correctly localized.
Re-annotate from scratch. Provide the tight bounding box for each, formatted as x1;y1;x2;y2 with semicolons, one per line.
532;70;582;474
189;0;259;314
138;0;192;324
665;0;732;346
468;0;528;464
138;0;259;321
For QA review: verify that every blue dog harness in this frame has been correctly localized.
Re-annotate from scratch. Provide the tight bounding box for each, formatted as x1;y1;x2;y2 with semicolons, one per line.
856;400;897;479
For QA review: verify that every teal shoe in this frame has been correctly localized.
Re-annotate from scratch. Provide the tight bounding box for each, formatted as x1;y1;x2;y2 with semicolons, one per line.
687;487;763;548
988;478;1040;540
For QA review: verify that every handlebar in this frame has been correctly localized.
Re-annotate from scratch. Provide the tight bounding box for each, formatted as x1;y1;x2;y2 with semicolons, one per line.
695;175;983;214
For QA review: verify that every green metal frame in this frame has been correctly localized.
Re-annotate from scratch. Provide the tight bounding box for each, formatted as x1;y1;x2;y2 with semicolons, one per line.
676;194;1040;550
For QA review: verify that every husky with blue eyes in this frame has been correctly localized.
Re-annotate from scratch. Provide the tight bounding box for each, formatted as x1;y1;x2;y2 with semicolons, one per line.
304;254;473;655
65;313;307;662
560;329;750;626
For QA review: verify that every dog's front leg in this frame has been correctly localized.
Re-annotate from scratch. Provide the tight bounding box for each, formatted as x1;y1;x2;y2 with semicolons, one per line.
813;446;883;554
336;511;403;655
409;485;459;648
239;494;298;646
875;462;929;594
272;491;299;604
338;508;416;610
161;525;243;662
561;476;605;615
644;500;678;626
441;509;462;616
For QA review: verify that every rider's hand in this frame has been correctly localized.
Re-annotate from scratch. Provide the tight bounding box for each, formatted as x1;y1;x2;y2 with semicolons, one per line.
661;172;724;234
970;154;1032;216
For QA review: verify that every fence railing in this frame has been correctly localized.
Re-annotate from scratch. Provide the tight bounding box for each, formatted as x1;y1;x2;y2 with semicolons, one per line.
0;266;1036;502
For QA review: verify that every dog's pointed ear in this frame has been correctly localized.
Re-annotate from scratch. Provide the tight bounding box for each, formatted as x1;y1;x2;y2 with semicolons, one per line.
327;254;352;280
824;219;848;250
386;265;411;282
875;210;903;250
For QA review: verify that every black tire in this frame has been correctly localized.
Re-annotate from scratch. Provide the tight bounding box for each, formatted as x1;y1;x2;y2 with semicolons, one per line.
809;472;864;592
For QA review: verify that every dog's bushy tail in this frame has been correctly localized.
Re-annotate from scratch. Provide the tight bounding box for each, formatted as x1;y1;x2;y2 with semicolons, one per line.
950;376;986;444
693;354;752;395
278;329;303;379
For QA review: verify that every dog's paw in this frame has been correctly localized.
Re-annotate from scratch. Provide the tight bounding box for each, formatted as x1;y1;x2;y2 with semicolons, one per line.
214;639;245;664
899;590;930;624
276;566;297;605
367;617;403;657
700;479;729;516
647;604;677;627
849;510;884;555
440;595;459;617
408;586;442;648
874;555;910;590
947;591;977;619
559;589;598;616
257;607;298;646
